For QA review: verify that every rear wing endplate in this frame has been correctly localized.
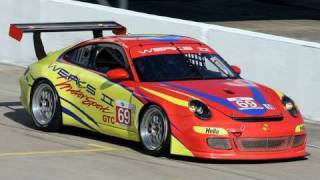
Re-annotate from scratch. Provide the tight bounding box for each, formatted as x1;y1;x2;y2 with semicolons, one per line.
9;21;127;60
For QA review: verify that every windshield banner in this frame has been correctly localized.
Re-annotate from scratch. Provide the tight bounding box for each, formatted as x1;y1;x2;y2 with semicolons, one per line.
130;44;215;59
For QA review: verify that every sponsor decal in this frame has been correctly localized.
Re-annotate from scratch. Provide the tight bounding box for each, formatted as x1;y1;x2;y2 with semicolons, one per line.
49;64;92;92
55;81;110;114
49;64;114;107
115;100;135;126
49;64;117;126
101;93;114;107
193;126;228;135
262;103;275;110
227;97;264;110
137;46;211;55
295;124;305;133
102;115;115;124
138;46;192;54
205;128;220;134
49;64;137;127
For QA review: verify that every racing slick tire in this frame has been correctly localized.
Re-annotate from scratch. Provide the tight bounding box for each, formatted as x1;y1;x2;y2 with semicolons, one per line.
30;79;62;131
139;105;171;156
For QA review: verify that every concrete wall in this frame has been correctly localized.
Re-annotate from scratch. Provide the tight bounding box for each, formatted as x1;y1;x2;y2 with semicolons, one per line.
1;0;319;121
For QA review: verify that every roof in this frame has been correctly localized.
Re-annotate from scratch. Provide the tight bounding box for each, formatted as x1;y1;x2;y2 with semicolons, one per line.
87;34;203;48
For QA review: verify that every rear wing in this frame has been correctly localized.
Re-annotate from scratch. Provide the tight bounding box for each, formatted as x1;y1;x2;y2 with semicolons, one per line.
9;21;127;60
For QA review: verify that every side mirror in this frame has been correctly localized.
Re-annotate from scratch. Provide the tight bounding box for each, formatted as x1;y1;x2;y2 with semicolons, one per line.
231;65;241;75
106;68;129;81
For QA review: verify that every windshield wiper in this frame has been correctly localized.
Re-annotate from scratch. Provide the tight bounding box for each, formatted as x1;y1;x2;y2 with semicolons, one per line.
173;46;204;80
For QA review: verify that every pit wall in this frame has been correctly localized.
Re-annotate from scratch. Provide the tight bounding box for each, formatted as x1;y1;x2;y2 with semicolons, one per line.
1;0;319;121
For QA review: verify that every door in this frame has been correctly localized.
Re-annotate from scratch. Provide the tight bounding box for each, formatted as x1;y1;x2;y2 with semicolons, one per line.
57;43;140;140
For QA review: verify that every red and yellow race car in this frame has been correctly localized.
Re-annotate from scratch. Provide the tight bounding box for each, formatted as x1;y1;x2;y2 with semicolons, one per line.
9;21;307;160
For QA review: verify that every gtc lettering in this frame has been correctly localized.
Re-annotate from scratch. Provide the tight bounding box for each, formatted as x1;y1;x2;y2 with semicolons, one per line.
102;115;115;124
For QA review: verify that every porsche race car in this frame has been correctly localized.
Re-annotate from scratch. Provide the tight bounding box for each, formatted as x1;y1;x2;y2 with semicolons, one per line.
9;21;307;160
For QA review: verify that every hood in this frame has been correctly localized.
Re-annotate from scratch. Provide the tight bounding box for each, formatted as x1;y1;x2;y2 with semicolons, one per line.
140;79;283;118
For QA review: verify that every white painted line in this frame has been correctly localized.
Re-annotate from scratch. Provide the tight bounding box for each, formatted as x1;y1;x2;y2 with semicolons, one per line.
304;119;320;125
0;144;117;158
307;144;320;149
0;89;19;95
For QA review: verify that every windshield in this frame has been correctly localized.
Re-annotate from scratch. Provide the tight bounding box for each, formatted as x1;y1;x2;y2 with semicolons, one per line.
133;53;239;82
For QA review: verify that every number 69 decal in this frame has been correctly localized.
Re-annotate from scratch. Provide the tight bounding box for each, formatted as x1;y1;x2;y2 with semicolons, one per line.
116;107;131;125
115;100;133;126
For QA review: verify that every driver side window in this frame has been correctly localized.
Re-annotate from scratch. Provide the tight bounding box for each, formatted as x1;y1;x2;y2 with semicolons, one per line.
63;45;94;68
93;45;126;73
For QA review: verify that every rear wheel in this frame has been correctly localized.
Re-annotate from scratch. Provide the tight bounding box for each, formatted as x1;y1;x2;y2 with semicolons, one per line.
139;105;170;156
31;80;62;131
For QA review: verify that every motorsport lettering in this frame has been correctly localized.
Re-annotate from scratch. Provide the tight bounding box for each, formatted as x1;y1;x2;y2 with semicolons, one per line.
49;64;114;108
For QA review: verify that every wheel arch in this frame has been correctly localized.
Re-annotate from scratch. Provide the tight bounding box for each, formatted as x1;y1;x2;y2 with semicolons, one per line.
138;102;171;126
137;100;194;157
30;77;52;97
29;77;60;109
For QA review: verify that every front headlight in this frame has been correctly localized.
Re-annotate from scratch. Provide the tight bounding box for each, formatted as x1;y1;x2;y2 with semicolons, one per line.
189;100;211;120
282;96;298;117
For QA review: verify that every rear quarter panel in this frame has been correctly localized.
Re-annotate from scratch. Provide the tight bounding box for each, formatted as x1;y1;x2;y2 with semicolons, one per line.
19;48;68;113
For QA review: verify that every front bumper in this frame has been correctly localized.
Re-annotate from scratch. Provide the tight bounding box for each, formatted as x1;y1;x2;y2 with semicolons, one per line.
171;133;307;160
169;113;308;160
191;147;307;160
191;135;307;160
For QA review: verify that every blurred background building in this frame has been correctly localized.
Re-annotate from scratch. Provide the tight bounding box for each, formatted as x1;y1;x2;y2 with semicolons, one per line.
77;0;320;42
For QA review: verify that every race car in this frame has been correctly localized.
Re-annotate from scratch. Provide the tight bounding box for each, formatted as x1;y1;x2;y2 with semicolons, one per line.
9;21;307;160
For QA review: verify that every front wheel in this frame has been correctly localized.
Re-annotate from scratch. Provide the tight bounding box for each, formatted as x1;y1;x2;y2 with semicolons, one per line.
139;105;170;156
30;80;62;131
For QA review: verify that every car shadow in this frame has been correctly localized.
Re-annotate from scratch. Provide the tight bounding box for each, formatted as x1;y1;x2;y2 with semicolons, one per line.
0;101;144;153
0;101;308;164
0;101;35;129
168;155;308;164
